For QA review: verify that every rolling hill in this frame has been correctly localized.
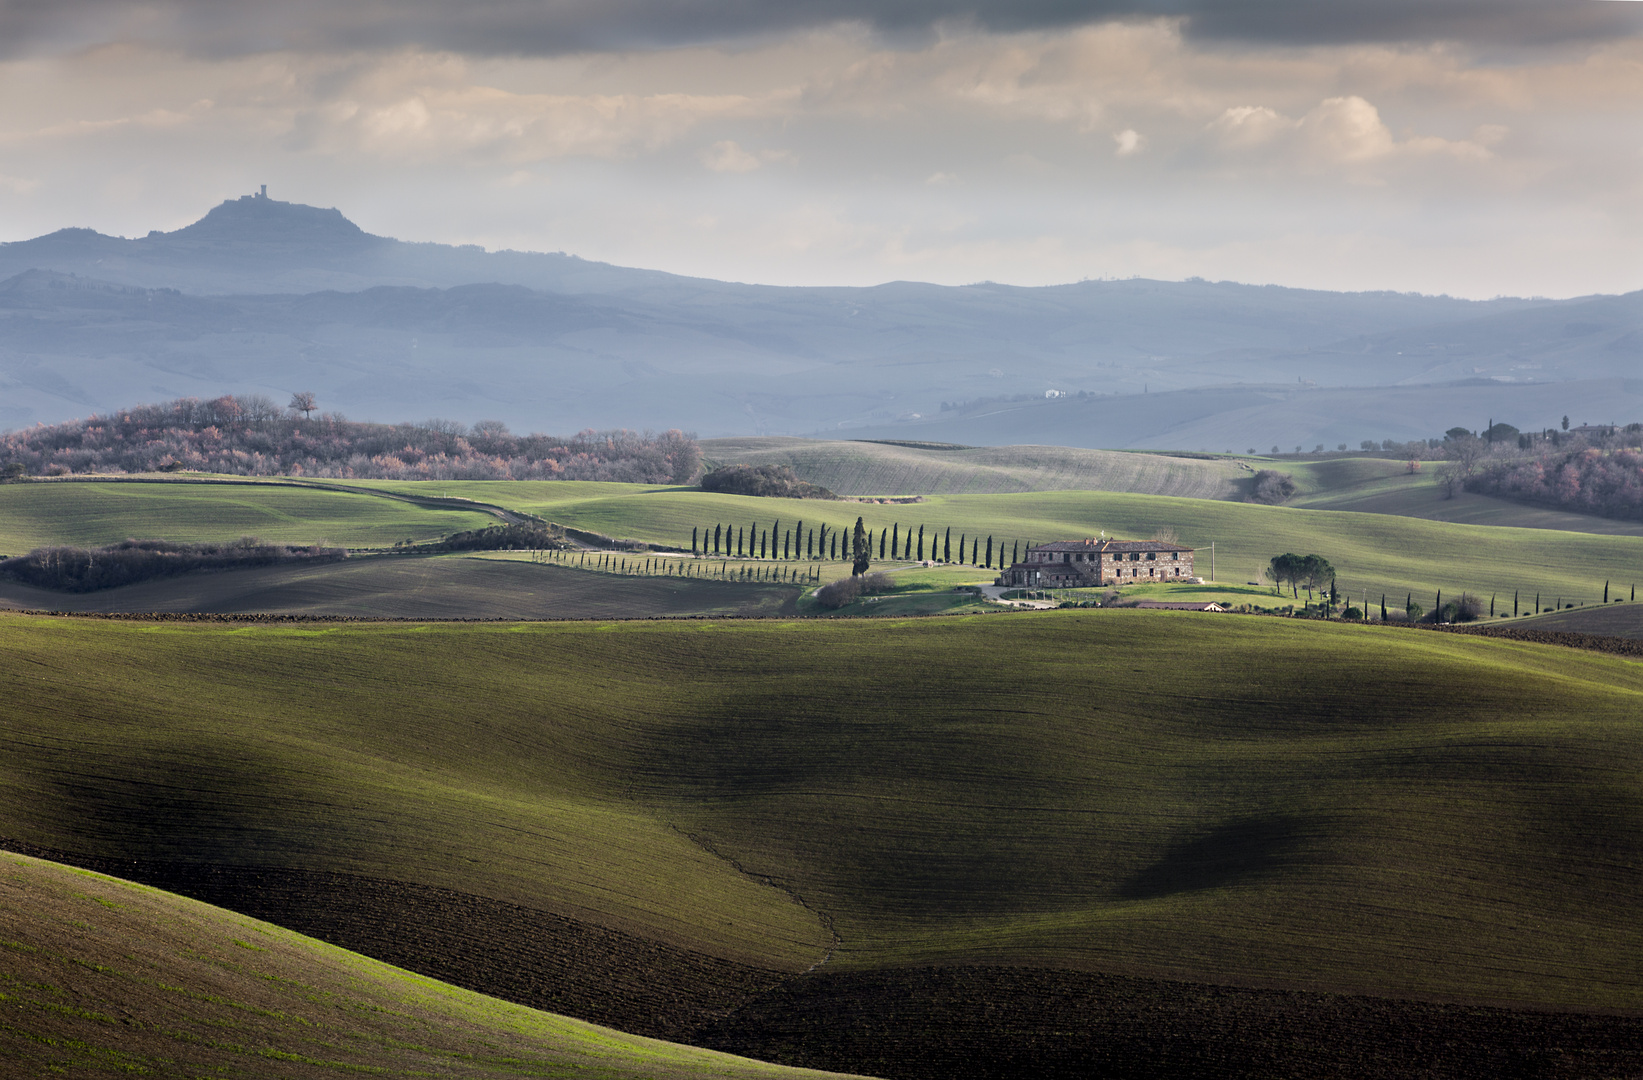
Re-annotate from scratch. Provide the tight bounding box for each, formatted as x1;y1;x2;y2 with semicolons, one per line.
0;850;862;1080
699;437;1249;498
0;478;495;554
4;610;1643;1075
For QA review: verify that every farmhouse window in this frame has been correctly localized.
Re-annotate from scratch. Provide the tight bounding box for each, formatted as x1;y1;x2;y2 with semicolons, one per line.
1147;553;1156;561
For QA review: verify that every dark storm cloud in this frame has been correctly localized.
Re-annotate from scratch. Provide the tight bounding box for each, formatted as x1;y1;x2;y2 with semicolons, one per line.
1;0;1637;58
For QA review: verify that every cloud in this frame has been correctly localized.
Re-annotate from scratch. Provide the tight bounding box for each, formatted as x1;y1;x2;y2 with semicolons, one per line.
1112;128;1143;155
1206;96;1497;167
701;139;762;172
2;0;1638;61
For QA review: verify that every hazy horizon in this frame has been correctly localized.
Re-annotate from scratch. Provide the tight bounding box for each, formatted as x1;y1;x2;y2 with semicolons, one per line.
3;2;1642;300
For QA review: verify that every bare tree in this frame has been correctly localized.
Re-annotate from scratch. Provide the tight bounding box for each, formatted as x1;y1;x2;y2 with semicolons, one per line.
289;391;318;420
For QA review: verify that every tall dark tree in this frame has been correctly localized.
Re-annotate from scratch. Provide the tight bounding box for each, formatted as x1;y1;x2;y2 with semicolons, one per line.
852;516;871;576
1381;594;1387;622
891;524;900;560
916;525;925;561
794;519;804;558
943;527;952;562
714;524;723;555
1513;589;1518;617
1011;540;1019;565
692;526;699;555
1605;580;1610;602
985;536;994;568
830;532;838;560
878;528;886;559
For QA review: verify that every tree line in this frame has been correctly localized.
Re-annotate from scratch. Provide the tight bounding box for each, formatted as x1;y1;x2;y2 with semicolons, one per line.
0;395;702;483
689;517;1026;570
0;537;346;593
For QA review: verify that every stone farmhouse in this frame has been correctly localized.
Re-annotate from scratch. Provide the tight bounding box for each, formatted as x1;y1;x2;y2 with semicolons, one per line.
999;538;1195;588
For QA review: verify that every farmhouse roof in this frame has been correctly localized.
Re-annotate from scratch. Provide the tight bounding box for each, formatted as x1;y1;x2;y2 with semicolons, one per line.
1135;601;1225;611
1031;539;1193;553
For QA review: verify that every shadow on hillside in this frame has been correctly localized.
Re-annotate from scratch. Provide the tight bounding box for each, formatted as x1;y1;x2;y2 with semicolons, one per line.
1120;815;1305;900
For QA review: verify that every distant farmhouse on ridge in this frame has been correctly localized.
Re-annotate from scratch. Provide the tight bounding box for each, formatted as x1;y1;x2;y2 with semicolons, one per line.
1000;538;1196;589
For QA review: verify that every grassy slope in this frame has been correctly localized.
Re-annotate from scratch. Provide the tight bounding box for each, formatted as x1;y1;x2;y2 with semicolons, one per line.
0;851;860;1080
0;554;800;619
1285;459;1643;536
698;437;1247;499
3;612;1642;1010
358;482;1643;606
0;480;495;553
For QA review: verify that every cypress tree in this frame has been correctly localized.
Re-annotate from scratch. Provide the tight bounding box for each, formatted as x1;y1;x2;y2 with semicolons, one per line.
985;536;994;568
1012;540;1019;565
944;527;951;562
772;520;781;556
852;516;870;576
1435;589;1441;620
1490;594;1495;617
1605;580;1610;602
713;524;722;554
784;531;791;560
1380;594;1387;622
734;527;742;557
891;524;899;560
1535;591;1540;613
1513;589;1518;616
692;526;699;555
959;534;967;563
917;525;925;561
794;519;804;558
760;530;767;559
808;529;815;558
1405;592;1412;617
878;528;886;558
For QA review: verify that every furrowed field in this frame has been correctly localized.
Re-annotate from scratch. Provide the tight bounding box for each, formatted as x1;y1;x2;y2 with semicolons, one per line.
0;851;862;1080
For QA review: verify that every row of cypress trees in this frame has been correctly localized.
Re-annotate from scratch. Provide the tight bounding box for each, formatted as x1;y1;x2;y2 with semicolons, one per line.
690;520;1024;569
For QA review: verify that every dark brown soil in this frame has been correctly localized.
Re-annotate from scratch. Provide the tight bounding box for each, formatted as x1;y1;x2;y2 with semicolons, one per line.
10;838;1643;1079
0;838;789;1043
700;967;1643;1080
1434;624;1643;657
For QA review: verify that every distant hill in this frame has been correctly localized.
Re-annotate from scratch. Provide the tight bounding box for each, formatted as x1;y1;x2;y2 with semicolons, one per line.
700;437;1249;498
4;189;1639;442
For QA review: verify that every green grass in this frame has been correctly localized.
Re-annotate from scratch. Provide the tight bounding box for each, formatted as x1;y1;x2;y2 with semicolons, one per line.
383;484;1643;609
0;553;801;619
4;611;1643;1010
0;851;861;1079
0;480;495;553
699;437;1247;498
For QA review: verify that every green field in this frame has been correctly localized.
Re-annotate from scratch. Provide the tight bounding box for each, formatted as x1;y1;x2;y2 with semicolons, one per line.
0;553;802;618
0;851;859;1080
0;479;495;553
4;611;1642;1012
350;483;1643;609
699;437;1248;498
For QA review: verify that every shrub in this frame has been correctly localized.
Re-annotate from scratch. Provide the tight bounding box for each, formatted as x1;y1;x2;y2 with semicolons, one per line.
432;523;566;552
699;464;835;499
814;571;894;609
0;537;346;592
1247;469;1298;505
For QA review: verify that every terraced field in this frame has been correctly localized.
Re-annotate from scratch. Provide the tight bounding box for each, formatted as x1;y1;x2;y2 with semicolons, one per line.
0;851;862;1080
0;478;494;553
4;611;1642;1075
700;437;1248;498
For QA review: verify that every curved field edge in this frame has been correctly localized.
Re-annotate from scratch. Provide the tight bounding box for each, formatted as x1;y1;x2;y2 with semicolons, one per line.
0;851;866;1080
698;438;1248;499
0;479;495;552
3;611;1643;1012
381;482;1643;604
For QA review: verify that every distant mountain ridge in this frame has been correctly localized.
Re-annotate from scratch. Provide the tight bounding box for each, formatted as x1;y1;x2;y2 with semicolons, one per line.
1;190;1638;445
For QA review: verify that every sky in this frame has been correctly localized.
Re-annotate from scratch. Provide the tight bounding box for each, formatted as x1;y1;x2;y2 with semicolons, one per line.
1;1;1641;298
